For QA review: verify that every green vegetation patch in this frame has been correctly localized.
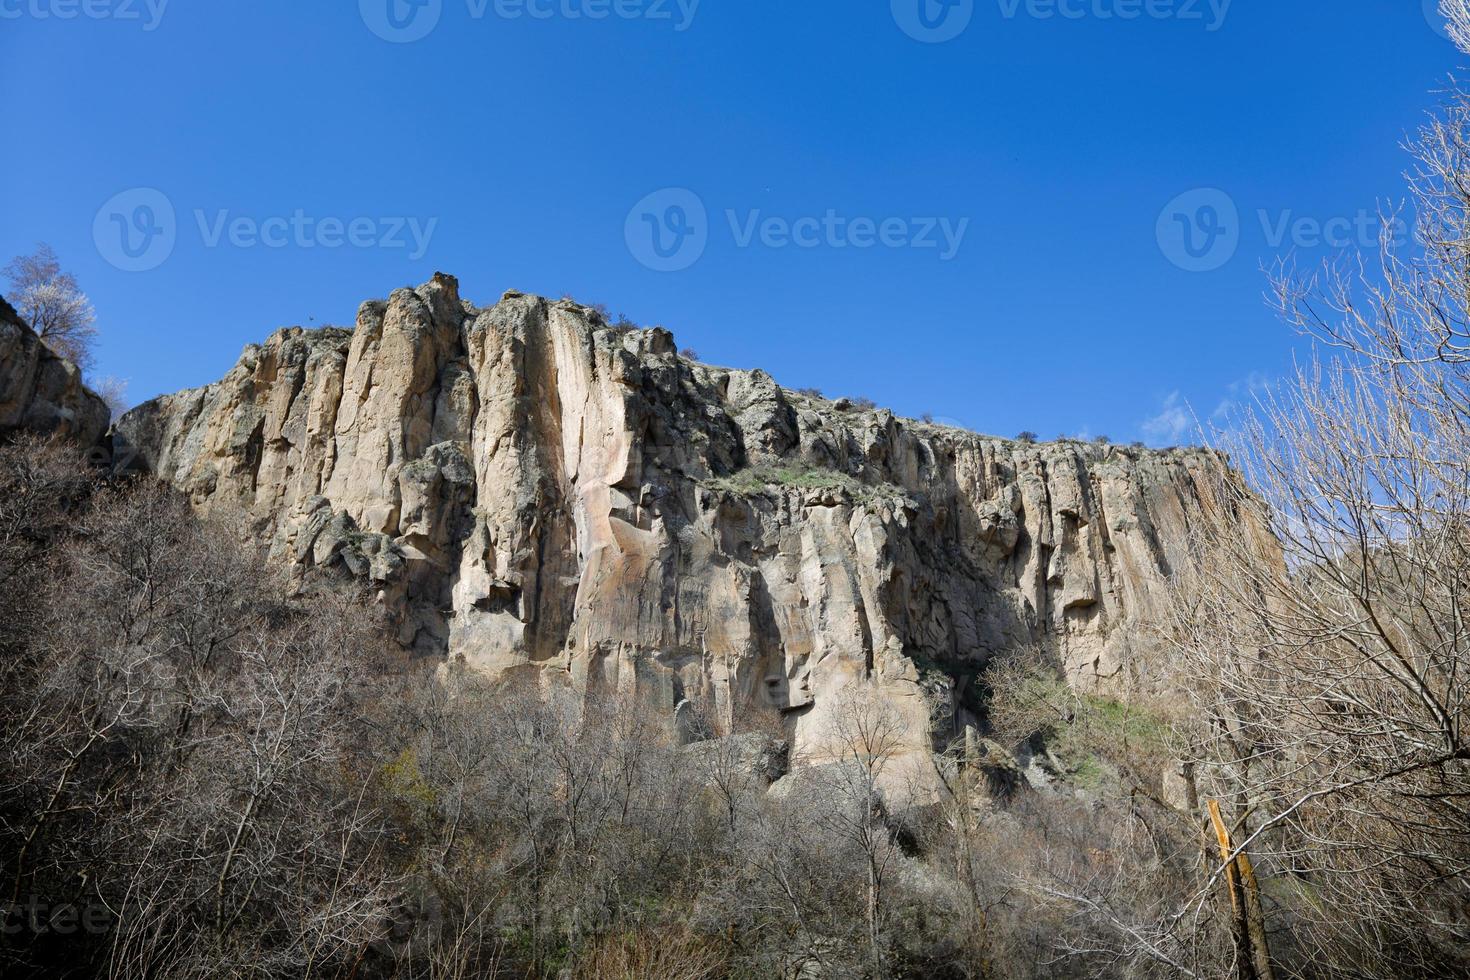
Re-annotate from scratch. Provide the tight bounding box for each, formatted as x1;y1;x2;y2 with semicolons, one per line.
1076;692;1172;751
703;461;902;503
984;650;1177;793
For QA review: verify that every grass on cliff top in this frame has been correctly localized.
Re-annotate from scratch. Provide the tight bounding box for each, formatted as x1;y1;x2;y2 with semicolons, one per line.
704;462;901;503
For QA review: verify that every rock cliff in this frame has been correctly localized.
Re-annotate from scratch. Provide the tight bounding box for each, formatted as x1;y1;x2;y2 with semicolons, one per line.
114;274;1240;775
0;294;109;446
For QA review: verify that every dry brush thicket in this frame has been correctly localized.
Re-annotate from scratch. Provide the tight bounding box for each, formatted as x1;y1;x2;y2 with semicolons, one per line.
1151;73;1470;978
0;435;1233;980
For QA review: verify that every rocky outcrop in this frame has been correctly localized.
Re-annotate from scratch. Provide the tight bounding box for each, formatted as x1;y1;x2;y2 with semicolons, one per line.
113;274;1245;783
0;294;109;446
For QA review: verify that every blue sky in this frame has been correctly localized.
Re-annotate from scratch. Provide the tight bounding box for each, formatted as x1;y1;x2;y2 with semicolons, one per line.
0;0;1459;443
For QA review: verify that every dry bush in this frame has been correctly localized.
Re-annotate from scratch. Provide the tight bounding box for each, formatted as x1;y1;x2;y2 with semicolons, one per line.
0;435;98;647
570;926;726;980
1155;63;1470;980
0;448;1233;979
0;474;399;980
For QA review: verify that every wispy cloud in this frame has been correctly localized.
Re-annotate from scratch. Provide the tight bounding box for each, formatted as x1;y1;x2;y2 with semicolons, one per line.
1211;371;1271;421
1141;372;1274;446
1141;391;1192;445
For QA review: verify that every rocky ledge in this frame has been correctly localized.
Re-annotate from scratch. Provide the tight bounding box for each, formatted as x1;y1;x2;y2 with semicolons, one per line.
0;294;109;446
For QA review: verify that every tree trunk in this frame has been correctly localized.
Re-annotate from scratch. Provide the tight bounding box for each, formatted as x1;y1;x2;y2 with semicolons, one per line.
1237;845;1276;980
867;856;883;976
1208;799;1275;980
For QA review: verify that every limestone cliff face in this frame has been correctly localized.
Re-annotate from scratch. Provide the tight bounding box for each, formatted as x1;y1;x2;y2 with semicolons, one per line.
114;274;1237;770
0;294;109;446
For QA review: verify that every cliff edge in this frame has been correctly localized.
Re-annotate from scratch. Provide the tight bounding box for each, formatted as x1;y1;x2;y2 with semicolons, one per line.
114;274;1242;774
0;294;109;446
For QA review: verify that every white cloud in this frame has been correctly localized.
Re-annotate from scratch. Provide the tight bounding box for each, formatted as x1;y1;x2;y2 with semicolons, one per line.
1140;373;1274;446
1141;391;1193;445
1211;371;1271;421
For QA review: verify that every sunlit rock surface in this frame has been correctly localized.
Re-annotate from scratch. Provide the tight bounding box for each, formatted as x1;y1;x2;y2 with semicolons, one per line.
114;274;1242;782
0;294;108;446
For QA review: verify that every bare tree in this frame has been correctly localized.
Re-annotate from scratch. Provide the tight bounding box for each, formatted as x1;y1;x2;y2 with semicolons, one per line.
4;245;98;371
1441;0;1470;52
0;436;97;637
799;686;915;976
0;475;399;980
1156;54;1470;978
91;376;130;416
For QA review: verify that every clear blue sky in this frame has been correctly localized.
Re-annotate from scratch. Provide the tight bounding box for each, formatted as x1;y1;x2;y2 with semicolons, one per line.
1;0;1458;443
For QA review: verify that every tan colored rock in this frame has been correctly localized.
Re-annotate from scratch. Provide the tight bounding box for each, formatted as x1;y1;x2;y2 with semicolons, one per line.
0;294;109;446
113;275;1251;782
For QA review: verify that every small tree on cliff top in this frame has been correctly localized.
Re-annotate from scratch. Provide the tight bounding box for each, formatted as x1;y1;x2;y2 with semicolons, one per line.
4;244;98;371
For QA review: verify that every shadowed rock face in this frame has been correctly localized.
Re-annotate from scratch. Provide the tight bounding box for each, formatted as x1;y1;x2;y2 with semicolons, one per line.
113;274;1240;772
0;294;109;447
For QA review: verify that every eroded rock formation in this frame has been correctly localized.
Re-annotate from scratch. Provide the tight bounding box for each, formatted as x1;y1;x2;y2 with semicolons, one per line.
114;274;1239;777
0;294;109;446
